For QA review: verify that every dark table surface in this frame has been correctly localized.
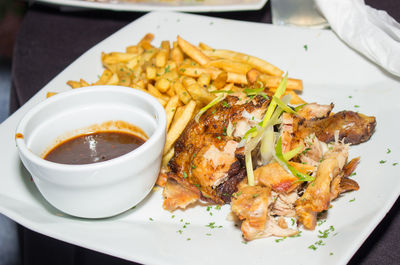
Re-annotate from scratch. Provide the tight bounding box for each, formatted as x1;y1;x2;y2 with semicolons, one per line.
10;1;400;265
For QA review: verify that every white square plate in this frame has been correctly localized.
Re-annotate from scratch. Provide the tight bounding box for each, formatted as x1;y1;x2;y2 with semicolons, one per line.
1;11;399;265
36;0;268;12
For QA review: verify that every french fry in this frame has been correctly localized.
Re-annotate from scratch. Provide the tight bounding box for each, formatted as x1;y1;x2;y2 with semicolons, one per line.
182;76;197;88
156;40;170;68
162;147;175;167
147;84;170;102
102;52;137;64
213;71;228;89
177;36;210;66
106;73;119;85
246;68;261;84
173;81;192;104
79;79;90;87
165;95;179;130
125;45;138;54
155;78;171;93
227;72;247;85
146;66;157;80
178;66;221;79
46;92;58;98
259;74;303;91
66;80;82;89
171;42;184;64
164;100;196;154
197;73;211;88
207;59;252;75
186;82;215;104
198;42;214;51
202;49;283;76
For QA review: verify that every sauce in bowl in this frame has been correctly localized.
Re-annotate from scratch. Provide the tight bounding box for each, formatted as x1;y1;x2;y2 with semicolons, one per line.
44;131;145;165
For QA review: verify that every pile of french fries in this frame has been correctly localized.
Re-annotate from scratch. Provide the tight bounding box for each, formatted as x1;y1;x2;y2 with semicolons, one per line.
64;33;305;170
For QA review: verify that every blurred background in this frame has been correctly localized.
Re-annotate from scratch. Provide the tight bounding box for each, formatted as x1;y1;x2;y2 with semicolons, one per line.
0;1;25;264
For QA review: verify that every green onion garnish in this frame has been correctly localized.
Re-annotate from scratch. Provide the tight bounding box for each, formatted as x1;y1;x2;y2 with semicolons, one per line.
275;137;314;182
272;96;297;115
262;73;288;127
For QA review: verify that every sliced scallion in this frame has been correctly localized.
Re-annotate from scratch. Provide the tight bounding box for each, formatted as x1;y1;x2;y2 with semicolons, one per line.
275;137;314;182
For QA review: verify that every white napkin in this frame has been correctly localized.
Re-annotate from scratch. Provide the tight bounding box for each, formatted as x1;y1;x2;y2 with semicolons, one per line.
315;0;400;77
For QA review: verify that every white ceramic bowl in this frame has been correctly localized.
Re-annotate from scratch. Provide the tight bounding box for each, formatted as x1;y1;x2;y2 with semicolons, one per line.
15;86;166;218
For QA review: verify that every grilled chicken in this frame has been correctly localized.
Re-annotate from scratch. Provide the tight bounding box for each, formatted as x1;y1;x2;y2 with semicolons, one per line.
281;103;376;153
297;111;376;145
163;95;374;240
296;142;349;230
231;185;272;240
166;95;269;207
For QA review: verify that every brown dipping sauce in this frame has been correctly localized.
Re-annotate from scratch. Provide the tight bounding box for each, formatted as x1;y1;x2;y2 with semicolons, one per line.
44;131;145;165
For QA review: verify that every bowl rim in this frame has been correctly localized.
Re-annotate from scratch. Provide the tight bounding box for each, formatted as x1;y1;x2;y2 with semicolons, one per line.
15;85;166;172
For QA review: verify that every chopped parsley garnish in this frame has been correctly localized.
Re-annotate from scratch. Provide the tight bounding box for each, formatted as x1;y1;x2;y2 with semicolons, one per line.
308;245;317;251
242;241;248;244
318;226;335;238
171;215;175;218
177;230;183;234
206;233;212;236
330;252;334;256
349;198;356;202
349;172;357;177
149;217;154;221
165;65;171;73
354;105;360;108
187;238;191;241
194;184;201;189
348;96;353;98
222;101;230;108
387;148;391;154
206;222;223;229
304;44;308;51
183;172;188;178
275;237;286;243
393;162;399;166
215;205;221;210
379;160;387;164
216;136;221;140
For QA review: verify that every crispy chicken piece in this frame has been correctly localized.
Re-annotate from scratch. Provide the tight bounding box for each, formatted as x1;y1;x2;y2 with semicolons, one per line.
168;95;269;205
330;157;360;200
296;111;376;145
296;143;349;230
231;185;271;240
162;177;200;211
252;162;315;193
297;103;334;120
281;103;333;153
282;110;376;153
